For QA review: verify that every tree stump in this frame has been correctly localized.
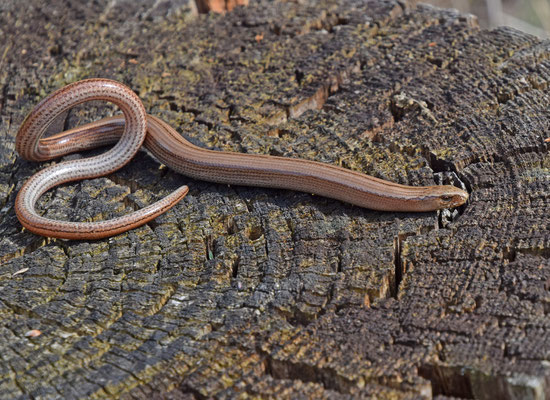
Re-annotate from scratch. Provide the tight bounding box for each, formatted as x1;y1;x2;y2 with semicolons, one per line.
0;0;549;398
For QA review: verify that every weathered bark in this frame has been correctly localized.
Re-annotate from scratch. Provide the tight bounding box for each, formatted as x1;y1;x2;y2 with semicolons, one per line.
0;0;549;399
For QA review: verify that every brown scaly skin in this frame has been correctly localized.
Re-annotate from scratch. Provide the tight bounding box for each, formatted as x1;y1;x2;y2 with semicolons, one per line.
16;79;468;240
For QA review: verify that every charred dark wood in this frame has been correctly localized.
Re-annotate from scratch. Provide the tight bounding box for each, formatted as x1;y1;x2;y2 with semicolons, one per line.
0;0;549;399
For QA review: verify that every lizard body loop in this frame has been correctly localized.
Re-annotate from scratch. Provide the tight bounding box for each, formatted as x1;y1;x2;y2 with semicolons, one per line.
15;79;468;240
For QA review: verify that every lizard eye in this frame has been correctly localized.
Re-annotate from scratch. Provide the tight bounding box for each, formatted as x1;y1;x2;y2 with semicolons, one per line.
440;195;454;202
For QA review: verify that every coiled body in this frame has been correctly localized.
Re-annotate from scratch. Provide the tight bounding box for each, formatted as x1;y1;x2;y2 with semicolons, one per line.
15;79;468;240
15;79;188;239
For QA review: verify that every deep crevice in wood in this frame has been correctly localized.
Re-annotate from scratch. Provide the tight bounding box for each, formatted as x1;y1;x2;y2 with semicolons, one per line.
2;0;550;398
262;351;354;394
418;363;475;399
392;234;402;298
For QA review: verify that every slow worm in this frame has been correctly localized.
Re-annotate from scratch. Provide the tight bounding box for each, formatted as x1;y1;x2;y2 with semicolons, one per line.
15;79;468;240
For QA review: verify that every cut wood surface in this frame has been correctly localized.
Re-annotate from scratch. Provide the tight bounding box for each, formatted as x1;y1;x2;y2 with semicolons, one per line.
0;0;549;398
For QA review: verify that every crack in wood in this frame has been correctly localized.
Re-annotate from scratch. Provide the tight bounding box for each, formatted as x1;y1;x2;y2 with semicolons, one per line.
205;234;214;260
393;234;402;299
418;362;475;399
392;232;417;299
3;0;550;398
0;236;51;265
262;350;354;394
231;254;240;278
266;61;360;125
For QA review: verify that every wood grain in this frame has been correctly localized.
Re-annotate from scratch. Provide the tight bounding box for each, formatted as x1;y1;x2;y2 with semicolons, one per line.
0;0;548;398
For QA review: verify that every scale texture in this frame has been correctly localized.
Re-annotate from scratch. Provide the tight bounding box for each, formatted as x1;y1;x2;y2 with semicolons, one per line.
0;0;549;398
